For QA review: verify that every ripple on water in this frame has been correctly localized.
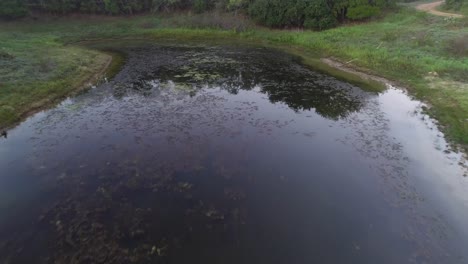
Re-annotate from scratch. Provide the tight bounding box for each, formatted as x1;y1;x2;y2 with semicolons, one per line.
0;44;466;264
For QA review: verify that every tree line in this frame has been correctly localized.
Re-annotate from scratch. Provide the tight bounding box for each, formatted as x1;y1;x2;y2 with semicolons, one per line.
0;0;396;29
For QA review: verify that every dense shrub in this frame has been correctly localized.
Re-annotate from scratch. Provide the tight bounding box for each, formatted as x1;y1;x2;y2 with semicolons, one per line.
163;12;251;30
0;0;27;20
0;51;15;60
445;0;464;10
249;0;299;27
446;34;468;57
303;0;337;30
249;0;337;28
249;0;382;29
103;0;120;14
226;0;250;11
8;0;395;30
347;5;380;20
193;0;215;13
27;0;154;15
150;0;194;12
79;0;101;13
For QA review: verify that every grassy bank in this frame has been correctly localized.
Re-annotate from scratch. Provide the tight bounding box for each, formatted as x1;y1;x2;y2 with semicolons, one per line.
0;36;110;126
0;8;467;150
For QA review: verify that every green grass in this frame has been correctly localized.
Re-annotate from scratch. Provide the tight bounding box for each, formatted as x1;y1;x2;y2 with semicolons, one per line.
0;8;467;150
0;31;109;125
439;2;468;16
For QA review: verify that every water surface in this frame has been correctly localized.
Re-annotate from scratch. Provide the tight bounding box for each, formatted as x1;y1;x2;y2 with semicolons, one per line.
0;44;467;264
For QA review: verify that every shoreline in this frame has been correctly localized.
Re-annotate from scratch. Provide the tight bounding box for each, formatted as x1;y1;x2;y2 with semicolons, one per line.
1;35;466;154
1;53;113;132
1;38;386;132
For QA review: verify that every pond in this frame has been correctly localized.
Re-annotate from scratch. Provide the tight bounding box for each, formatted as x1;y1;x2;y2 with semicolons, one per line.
0;43;467;264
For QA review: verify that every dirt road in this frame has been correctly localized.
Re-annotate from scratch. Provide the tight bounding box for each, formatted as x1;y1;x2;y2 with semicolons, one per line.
415;1;464;18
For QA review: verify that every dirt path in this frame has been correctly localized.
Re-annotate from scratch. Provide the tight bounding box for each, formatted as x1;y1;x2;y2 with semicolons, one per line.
415;1;463;18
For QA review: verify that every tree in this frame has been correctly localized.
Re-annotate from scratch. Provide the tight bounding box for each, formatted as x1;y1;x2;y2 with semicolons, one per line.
347;0;380;20
445;0;464;10
3;0;395;29
0;0;27;19
103;0;120;14
304;0;337;30
79;0;102;13
194;0;213;13
227;0;250;11
249;0;338;28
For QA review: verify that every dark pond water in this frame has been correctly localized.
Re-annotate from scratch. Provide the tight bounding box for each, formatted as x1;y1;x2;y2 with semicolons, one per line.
0;44;467;264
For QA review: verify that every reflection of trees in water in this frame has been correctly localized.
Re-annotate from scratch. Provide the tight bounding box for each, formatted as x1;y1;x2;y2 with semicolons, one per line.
111;46;367;120
0;46;370;263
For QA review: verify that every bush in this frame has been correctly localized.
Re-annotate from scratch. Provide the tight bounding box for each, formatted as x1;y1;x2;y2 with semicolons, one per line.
304;0;337;30
226;0;250;11
163;12;250;31
413;31;434;47
152;0;194;12
249;0;386;29
446;34;468;56
1;0;394;26
0;51;15;60
79;0;102;13
103;0;120;15
380;31;399;42
249;0;291;27
0;0;27;20
347;5;381;20
194;0;214;13
445;0;464;10
249;0;336;29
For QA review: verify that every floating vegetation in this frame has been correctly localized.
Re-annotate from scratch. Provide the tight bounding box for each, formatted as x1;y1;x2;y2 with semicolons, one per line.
0;43;372;262
107;45;366;120
1;44;463;264
0;159;250;263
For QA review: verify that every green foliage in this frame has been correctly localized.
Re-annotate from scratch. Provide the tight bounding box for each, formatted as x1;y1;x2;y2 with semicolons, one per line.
304;0;337;30
249;0;289;27
249;0;312;28
347;5;381;20
104;0;120;15
79;0;101;13
104;0;120;14
249;0;388;28
25;0;155;15
194;0;214;13
1;8;467;149
0;0;27;19
151;0;193;12
10;0;392;28
446;34;468;56
227;0;250;11
37;0;79;13
445;0;464;10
